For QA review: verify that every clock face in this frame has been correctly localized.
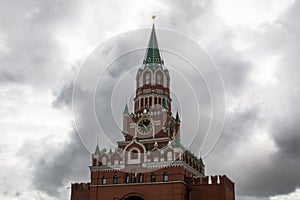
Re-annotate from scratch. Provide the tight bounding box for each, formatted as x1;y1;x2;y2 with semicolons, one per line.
137;118;153;135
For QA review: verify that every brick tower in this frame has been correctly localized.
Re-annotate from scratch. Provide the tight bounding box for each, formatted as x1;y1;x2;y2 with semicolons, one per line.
70;19;235;200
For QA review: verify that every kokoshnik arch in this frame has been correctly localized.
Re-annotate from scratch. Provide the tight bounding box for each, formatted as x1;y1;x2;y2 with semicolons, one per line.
70;18;235;200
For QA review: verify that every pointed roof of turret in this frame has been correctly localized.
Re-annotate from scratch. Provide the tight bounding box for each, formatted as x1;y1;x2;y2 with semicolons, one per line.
123;103;129;114
175;111;181;122
143;18;163;65
94;144;100;154
199;157;205;166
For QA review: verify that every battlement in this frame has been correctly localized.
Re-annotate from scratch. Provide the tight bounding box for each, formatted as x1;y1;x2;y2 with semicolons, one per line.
71;183;90;200
187;175;234;190
71;182;90;191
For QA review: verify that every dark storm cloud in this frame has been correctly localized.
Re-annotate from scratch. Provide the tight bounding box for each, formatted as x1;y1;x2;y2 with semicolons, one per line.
207;1;300;198
254;1;300;196
273;93;300;160
28;132;90;196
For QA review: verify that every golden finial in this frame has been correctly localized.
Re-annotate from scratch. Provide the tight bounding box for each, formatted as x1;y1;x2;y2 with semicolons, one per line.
152;15;156;23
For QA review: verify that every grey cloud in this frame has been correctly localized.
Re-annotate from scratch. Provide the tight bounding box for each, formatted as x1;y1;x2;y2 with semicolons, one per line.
213;48;252;96
156;0;252;96
206;1;300;198
53;83;74;109
3;0;298;199
0;0;80;87
28;132;90;196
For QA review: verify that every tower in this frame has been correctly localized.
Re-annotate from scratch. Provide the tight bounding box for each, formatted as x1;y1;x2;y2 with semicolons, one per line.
70;19;235;200
121;21;180;148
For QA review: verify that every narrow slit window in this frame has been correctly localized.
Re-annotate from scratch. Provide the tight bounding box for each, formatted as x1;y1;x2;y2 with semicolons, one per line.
145;73;150;85
157;73;162;85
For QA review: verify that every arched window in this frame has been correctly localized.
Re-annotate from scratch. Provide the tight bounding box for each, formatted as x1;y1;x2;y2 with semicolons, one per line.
141;98;144;107
101;157;107;165
167;151;173;161
138;173;143;183
113;175;118;184
131;149;138;159
163;172;169;182
132;170;137;183
125;173;129;183
157;73;162;85
149;97;152;107
154;97;157;105
151;173;156;182
102;176;107;185
145;73;150;85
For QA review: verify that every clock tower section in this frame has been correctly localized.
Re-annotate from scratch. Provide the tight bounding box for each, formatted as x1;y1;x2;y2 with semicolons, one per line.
121;23;180;149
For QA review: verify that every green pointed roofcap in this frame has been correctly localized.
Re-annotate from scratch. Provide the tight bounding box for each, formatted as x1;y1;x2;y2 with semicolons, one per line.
94;144;100;154
123;103;129;114
175;112;181;122
144;23;163;65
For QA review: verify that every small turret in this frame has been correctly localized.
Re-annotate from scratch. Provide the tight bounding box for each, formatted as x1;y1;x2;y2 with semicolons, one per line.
94;144;100;155
123;103;129;114
175;111;181;123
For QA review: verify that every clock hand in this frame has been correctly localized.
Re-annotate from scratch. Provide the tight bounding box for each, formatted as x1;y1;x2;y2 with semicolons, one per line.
142;124;148;131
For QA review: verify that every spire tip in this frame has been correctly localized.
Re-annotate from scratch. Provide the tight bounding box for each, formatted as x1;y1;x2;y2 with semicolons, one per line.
152;15;156;23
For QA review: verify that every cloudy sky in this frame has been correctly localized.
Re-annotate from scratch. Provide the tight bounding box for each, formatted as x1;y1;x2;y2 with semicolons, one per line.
1;0;300;200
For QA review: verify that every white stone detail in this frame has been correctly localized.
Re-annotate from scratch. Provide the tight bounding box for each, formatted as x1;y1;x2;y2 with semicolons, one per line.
130;123;136;128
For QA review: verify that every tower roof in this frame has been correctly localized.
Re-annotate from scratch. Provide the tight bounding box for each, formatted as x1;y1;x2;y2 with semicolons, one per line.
144;23;163;65
123;103;129;114
94;144;100;154
175;111;181;122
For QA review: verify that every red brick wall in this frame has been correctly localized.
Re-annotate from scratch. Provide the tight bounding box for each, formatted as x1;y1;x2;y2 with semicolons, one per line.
90;181;187;200
71;183;90;200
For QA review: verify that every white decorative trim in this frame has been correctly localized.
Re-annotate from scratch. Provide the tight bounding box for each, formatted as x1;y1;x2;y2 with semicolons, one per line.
91;180;187;187
130;123;136;128
154;120;161;126
128;147;141;164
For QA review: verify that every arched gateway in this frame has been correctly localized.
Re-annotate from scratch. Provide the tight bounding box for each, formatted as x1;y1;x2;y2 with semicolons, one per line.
125;195;144;200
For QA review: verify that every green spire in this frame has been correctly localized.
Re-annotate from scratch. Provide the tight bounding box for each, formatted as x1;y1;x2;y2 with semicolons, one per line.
144;23;163;65
199;157;205;166
162;96;168;109
175;112;181;122
94;144;100;154
123;103;129;114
